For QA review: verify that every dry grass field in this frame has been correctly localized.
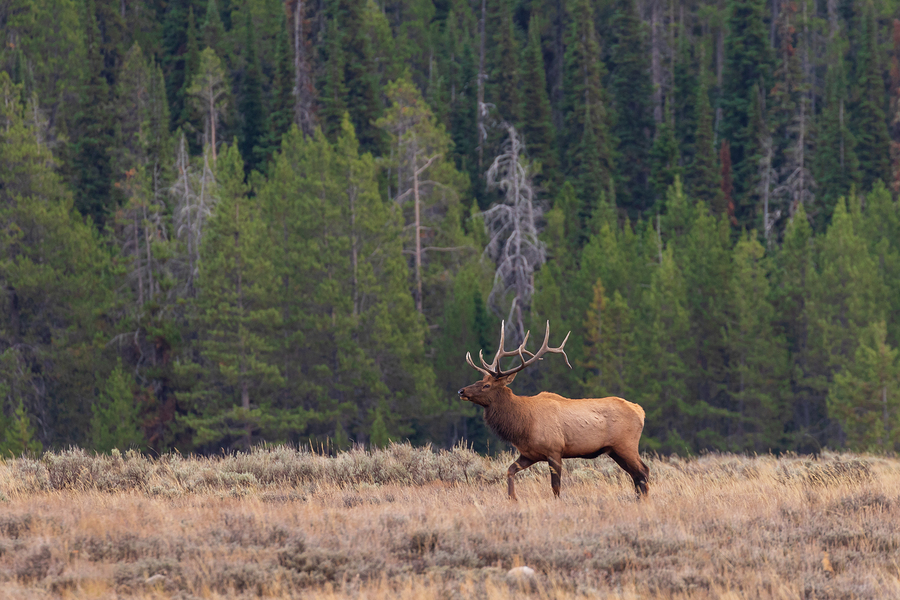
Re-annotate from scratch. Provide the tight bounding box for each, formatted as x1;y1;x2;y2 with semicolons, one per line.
0;445;898;599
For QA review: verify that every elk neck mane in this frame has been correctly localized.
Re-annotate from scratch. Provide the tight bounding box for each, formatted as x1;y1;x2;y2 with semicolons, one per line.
483;387;534;448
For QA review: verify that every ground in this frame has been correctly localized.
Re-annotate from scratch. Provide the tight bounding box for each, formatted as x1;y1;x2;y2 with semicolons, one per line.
0;445;898;599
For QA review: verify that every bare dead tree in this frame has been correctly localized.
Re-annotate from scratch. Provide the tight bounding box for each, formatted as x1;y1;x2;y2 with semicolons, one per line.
773;98;815;222
171;136;217;296
481;124;546;344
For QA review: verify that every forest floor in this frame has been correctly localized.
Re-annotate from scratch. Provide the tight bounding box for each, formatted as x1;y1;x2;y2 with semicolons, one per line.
0;445;898;599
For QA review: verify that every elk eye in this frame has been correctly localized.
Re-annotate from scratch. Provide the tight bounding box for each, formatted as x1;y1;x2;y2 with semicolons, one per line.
482;384;490;390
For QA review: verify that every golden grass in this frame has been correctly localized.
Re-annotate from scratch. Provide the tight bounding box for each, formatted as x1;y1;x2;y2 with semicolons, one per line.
0;446;898;599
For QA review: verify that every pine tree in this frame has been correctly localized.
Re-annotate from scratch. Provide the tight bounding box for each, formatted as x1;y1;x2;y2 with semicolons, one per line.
561;0;615;219
608;0;654;217
263;7;294;165
633;245;692;453
239;11;265;173
70;0;114;224
319;19;349;141
177;7;201;130
187;48;229;162
202;0;228;56
581;279;634;398
376;78;471;319
649;108;681;209
687;62;724;213
521;13;557;186
828;321;900;452
721;0;773;206
0;72;111;446
91;361;143;452
852;0;891;191
0;400;43;457
814;47;859;228
725;232;789;451
489;0;522;124
180;142;284;451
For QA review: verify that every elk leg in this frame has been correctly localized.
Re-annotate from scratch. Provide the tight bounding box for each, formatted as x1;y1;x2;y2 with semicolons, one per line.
608;450;650;498
507;455;535;501
547;455;564;498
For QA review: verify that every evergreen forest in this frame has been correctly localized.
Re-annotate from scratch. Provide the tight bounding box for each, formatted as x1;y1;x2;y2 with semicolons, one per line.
2;0;900;456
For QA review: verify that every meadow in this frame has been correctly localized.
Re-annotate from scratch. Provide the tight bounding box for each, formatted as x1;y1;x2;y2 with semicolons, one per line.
0;445;897;599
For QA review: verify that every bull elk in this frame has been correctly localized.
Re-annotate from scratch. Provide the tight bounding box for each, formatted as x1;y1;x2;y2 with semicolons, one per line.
458;321;649;500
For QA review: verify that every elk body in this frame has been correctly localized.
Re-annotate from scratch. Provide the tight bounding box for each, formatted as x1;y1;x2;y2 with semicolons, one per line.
458;322;649;500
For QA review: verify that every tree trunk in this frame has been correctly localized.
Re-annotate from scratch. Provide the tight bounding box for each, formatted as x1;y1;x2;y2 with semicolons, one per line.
413;136;423;313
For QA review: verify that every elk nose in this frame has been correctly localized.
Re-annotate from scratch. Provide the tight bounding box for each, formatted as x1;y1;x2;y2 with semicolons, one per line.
457;388;465;395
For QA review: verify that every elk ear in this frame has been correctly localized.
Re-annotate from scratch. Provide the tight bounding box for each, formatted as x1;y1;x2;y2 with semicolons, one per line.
499;372;517;385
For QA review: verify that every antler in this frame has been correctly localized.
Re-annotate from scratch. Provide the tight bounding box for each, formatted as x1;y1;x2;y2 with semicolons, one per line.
465;320;572;378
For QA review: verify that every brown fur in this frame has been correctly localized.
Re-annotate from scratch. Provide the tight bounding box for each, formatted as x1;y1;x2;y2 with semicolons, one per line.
458;372;649;500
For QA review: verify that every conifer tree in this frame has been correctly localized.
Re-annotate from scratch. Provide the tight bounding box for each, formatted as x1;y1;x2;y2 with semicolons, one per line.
177;7;201;130
725;232;789;451
521;14;557;186
319;19;349;140
202;0;228;56
852;0;891;191
581;279;634;398
608;0;654;217
721;0;772;205
376;78;470;319
239;11;265;173
562;0;615;221
489;0;522;124
0;400;43;457
814;47;859;228
91;361;143;452
633;245;692;453
264;8;294;164
70;0;114;224
686;63;724;213
649;109;681;207
187;48;229;162
0;72;111;446
180;143;283;451
828;321;900;452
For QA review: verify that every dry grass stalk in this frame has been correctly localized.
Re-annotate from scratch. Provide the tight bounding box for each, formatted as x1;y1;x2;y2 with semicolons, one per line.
0;445;898;599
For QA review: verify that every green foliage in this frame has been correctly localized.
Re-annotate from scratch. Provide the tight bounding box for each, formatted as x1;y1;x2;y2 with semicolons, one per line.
91;362;143;453
0;399;43;457
608;0;653;217
828;322;900;452
3;0;900;457
520;14;557;186
239;11;265;173
562;0;615;218
686;63;723;214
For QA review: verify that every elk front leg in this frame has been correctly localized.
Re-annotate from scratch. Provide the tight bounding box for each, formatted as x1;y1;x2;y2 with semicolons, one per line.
547;454;563;497
507;455;535;501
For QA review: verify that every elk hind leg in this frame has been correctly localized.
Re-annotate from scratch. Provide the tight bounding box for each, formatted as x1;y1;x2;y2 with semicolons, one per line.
547;454;564;498
608;450;649;498
507;455;535;501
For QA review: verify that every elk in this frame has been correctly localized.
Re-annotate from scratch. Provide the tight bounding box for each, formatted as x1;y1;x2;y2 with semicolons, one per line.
458;321;649;500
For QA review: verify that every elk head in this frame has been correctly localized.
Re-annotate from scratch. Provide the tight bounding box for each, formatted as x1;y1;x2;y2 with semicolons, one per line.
457;320;571;407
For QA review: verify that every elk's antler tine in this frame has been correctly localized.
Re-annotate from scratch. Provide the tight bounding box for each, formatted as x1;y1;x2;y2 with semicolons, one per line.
490;320;507;370
559;330;573;369
479;349;492;371
467;351;491;377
